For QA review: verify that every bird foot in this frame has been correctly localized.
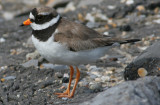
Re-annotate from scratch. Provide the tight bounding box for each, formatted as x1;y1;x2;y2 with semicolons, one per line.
58;94;73;98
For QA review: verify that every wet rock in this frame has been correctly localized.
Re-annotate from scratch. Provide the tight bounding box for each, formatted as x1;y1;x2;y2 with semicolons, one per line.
81;76;160;105
124;41;160;80
21;59;38;68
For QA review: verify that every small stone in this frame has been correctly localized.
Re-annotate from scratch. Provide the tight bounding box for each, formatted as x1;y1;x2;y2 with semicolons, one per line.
42;63;54;69
126;0;134;5
86;22;100;28
119;25;132;32
62;77;69;83
95;78;102;82
1;76;16;82
136;5;145;11
78;13;85;22
63;73;69;78
89;82;102;92
64;2;76;12
55;72;63;78
107;5;116;10
3;12;14;20
85;13;95;22
101;76;110;82
0;37;5;43
62;97;68;100
78;81;89;87
21;59;38;68
138;68;148;77
103;32;109;36
26;50;40;60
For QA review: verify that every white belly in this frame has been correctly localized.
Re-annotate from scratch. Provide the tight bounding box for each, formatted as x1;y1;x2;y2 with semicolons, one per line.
32;35;111;66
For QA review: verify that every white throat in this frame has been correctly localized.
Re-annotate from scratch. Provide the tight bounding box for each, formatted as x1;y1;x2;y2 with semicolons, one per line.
30;15;60;30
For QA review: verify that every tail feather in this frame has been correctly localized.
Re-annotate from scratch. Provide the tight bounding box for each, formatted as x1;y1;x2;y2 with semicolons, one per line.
120;39;140;44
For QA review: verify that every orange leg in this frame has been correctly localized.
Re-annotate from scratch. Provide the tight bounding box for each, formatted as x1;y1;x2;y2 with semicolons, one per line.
58;66;80;98
55;66;74;96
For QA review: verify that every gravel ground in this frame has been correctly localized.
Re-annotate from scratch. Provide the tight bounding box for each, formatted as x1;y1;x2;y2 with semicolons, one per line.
0;0;160;105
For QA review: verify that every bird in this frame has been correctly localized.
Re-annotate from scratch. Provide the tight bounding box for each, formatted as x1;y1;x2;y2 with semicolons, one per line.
20;6;140;98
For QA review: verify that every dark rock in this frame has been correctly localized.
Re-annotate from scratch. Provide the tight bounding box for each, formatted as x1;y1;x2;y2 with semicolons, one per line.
119;25;132;32
62;77;69;83
81;76;160;105
124;41;160;80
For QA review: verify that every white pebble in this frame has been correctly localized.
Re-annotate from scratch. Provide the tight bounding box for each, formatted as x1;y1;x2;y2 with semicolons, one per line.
0;37;5;43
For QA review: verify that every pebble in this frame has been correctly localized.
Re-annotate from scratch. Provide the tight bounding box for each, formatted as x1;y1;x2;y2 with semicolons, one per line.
126;0;134;5
88;65;102;71
138;68;148;77
42;63;54;69
101;76;110;82
62;97;68;101
1;76;16;82
0;37;5;43
136;5;145;11
85;13;95;22
78;0;103;8
62;77;69;83
26;50;40;60
89;82;102;92
78;81;89;87
64;2;76;12
0;66;7;72
95;78;102;82
55;72;63;78
21;59;38;68
119;25;132;32
153;19;160;24
86;22;100;28
107;5;116;10
3;12;14;20
103;32;109;36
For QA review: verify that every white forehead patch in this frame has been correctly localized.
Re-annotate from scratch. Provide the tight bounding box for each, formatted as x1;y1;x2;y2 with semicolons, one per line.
29;12;35;20
30;14;60;30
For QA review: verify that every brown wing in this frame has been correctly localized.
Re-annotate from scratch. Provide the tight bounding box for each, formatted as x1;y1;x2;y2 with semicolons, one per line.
54;18;140;51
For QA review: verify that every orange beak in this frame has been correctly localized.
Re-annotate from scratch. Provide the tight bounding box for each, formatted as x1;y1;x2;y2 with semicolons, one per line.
20;19;32;26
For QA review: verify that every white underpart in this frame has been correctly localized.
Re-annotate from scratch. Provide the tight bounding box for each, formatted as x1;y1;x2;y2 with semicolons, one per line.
30;14;60;30
32;30;113;66
29;12;35;20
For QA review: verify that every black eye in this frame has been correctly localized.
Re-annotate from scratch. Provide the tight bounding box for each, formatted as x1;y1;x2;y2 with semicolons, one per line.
37;15;44;20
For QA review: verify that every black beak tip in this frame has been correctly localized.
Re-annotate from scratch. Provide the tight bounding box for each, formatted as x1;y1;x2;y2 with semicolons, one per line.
19;24;24;27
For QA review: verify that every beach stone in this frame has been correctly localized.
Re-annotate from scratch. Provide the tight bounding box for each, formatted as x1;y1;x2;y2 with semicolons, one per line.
81;76;160;105
21;59;38;68
55;72;63;78
89;82;102;92
124;41;160;80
